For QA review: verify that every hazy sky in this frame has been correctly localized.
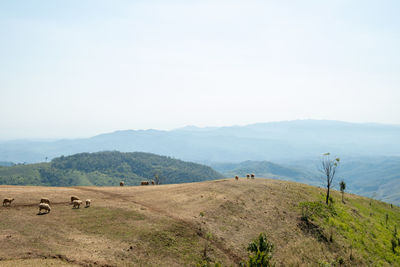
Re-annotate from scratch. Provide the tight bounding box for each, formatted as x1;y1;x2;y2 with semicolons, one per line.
1;0;400;139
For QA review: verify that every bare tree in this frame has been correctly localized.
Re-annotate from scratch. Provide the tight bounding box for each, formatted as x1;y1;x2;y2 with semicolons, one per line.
320;153;340;205
154;174;162;185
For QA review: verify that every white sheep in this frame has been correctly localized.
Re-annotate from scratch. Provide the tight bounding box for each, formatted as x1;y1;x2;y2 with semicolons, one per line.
38;203;51;214
70;196;80;204
40;197;50;205
3;198;14;206
85;199;91;208
72;199;83;209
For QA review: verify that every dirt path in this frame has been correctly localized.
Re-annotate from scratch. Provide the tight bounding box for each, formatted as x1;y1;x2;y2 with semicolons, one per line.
74;186;244;264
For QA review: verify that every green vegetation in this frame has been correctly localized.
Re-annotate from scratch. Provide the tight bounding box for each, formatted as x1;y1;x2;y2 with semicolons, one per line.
299;189;400;266
246;233;274;267
0;151;224;186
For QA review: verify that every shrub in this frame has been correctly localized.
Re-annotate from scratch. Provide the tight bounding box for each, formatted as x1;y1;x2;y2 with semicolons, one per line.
299;201;336;222
391;238;398;253
247;233;274;267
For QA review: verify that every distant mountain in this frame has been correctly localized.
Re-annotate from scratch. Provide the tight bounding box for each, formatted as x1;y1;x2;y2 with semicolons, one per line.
0;151;224;186
1;120;400;203
1;120;400;163
0;161;14;167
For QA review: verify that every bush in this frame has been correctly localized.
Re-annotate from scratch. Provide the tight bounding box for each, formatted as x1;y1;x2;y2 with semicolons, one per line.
247;233;274;267
299;201;336;222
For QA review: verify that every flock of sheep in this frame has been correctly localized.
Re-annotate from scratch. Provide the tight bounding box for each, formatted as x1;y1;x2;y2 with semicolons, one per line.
2;196;91;215
3;176;255;213
235;173;255;180
120;180;156;186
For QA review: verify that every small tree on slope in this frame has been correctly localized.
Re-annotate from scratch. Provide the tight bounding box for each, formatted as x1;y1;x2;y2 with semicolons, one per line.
320;153;340;205
340;180;346;203
247;233;274;267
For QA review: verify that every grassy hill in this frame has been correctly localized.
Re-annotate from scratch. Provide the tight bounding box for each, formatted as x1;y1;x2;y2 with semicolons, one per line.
282;156;400;205
209;160;317;184
0;179;399;266
0;151;223;186
210;157;400;206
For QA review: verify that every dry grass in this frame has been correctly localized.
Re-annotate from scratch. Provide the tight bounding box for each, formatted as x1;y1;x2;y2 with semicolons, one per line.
0;179;398;266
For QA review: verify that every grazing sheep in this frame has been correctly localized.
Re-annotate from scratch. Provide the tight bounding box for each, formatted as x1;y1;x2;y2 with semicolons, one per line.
3;198;14;206
72;200;83;209
251;173;255;179
70;196;80;204
151;180;155;185
38;203;51;214
235;176;239;180
40;197;50;205
120;181;124;186
85;199;91;208
246;174;250;179
141;181;149;185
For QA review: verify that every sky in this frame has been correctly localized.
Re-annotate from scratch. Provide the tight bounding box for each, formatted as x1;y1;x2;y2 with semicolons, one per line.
1;0;400;140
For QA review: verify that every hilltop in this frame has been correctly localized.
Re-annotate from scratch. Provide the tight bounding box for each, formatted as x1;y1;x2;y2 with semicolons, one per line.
210;157;400;205
0;179;399;266
209;160;316;185
0;151;223;186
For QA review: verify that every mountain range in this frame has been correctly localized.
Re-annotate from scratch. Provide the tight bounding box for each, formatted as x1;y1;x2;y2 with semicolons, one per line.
1;120;399;204
1;120;400;163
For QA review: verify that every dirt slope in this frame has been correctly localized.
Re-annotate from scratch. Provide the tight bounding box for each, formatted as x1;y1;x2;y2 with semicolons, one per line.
0;179;399;266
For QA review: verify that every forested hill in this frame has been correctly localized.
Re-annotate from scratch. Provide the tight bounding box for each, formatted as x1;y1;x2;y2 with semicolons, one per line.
0;151;224;186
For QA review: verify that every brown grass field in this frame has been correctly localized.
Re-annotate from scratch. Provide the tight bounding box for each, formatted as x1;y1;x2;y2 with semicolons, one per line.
0;178;399;266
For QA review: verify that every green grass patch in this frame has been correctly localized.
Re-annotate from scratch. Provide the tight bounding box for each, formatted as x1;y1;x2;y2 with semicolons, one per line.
300;192;400;265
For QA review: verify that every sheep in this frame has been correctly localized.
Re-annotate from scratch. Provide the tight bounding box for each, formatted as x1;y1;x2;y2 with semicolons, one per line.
40;197;50;205
235;176;239;180
38;203;51;214
246;174;250;179
3;198;14;206
72;200;83;209
120;181;124;186
151;180;155;185
251;173;255;179
141;181;149;185
85;199;91;208
70;196;80;204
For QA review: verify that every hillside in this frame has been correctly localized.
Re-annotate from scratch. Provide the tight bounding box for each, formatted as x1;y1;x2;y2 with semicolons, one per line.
0;151;223;186
209;157;400;206
0;179;399;266
281;156;400;205
1;120;400;205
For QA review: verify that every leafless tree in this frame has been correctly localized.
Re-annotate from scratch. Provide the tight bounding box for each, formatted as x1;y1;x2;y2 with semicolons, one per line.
154;174;162;185
320;153;340;205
